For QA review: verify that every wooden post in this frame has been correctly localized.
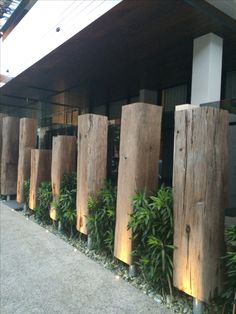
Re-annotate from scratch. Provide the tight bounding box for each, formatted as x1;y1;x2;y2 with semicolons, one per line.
1;117;20;196
0;113;6;195
29;149;52;210
16;118;37;203
114;103;163;265
50;135;77;220
173;106;228;303
76;114;108;235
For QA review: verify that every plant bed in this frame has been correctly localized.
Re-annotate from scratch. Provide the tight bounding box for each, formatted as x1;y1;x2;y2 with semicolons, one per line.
19;179;235;314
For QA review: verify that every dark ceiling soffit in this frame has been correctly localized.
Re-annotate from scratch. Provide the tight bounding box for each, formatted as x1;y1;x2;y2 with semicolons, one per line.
1;0;37;39
2;93;75;108
0;101;39;111
185;0;236;32
28;85;61;94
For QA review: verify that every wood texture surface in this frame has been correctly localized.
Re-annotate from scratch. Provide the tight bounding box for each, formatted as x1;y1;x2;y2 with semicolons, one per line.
114;103;163;265
50;136;77;220
0;113;6;194
29;149;52;210
1;117;20;195
16;118;37;203
76;114;108;235
173;107;228;303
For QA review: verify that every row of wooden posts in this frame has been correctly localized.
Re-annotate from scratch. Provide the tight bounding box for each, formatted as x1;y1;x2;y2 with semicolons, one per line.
0;103;228;303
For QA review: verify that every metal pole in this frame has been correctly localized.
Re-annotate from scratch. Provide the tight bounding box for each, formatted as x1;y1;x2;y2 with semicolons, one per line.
58;221;62;232
193;298;204;314
87;235;93;250
129;264;137;277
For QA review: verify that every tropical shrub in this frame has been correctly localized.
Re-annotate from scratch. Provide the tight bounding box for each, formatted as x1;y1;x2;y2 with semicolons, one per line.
35;182;52;224
128;186;174;297
56;172;77;238
87;181;116;254
220;225;236;314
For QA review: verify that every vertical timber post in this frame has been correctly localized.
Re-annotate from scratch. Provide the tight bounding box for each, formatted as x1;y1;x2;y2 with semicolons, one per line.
173;106;228;304
76;114;108;237
0;113;6;195
1;117;20;197
114;102;162;266
17;118;37;204
50;135;77;220
29;149;52;210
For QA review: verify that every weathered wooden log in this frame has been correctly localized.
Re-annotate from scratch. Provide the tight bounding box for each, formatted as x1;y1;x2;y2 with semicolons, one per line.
29;149;52;210
0;113;7;194
50;135;77;220
16;118;37;203
1;116;20;195
114;103;163;265
173;106;228;303
76;114;108;235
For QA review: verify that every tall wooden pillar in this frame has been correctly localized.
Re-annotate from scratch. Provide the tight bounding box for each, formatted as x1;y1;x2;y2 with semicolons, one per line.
173;106;228;302
0;113;6;194
29;149;52;210
114;103;163;265
17;118;37;203
50;135;77;220
76;114;108;235
1;116;20;196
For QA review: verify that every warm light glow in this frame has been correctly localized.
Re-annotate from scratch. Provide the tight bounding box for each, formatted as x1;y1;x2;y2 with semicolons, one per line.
114;231;132;265
115;275;120;280
46;230;49;233
73;248;77;252
50;207;57;221
29;192;36;210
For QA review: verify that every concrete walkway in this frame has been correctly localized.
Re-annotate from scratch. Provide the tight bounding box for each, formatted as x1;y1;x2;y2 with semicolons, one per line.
0;201;172;314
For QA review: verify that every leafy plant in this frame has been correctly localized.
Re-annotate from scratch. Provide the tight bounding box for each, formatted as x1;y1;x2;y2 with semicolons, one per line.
23;179;30;209
87;181;116;254
56;172;77;238
128;186;174;297
220;225;236;314
108;124;120;184
35;182;52;224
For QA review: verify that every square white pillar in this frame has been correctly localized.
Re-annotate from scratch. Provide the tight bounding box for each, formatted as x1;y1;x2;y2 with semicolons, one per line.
191;33;223;105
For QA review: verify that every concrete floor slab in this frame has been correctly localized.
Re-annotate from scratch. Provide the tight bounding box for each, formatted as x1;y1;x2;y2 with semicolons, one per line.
0;202;172;314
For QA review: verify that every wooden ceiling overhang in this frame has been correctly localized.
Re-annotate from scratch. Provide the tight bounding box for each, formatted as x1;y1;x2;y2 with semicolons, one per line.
0;0;236;112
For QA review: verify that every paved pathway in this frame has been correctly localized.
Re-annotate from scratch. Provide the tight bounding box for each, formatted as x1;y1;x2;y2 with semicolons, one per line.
0;201;172;314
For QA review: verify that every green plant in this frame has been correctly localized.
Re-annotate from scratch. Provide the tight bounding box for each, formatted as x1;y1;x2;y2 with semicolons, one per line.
128;186;174;297
220;226;236;314
87;181;116;254
56;172;77;238
23;179;30;208
35;182;52;224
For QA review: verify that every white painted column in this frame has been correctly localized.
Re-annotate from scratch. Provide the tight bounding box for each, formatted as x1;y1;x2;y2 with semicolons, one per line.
191;33;223;105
